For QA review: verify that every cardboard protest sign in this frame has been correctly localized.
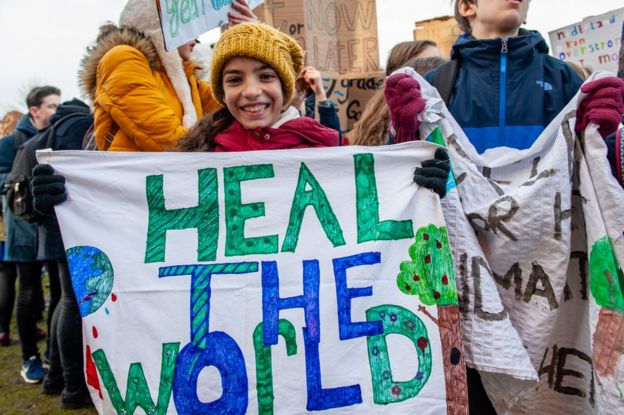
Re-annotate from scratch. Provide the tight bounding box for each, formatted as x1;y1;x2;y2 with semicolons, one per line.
322;73;385;133
399;67;624;414
413;16;462;59
158;0;264;50
258;0;381;77
549;7;624;73
39;144;468;414
255;1;384;132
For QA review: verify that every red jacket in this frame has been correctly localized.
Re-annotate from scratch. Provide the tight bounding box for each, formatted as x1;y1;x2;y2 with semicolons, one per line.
213;117;344;152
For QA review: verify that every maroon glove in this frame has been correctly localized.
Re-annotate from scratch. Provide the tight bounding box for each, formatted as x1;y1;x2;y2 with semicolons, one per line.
575;77;624;138
385;73;426;143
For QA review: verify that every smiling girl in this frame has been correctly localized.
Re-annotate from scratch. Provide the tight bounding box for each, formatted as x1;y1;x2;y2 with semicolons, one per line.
177;23;343;152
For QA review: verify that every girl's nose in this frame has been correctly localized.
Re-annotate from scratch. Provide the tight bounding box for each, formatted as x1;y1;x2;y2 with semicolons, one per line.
242;80;261;97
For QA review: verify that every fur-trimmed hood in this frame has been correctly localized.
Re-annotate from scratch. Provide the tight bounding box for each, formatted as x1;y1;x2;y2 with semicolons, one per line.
79;24;159;103
79;0;199;128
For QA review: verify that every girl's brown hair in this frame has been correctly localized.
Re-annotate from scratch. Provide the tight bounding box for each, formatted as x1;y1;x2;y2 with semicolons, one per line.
385;40;438;75
176;108;234;152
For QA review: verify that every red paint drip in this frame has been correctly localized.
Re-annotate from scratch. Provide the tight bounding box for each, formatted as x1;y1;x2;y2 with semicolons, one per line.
436;241;442;249
417;337;428;352
433;291;440;300
92;326;98;339
442;275;449;285
85;345;103;400
423;233;429;240
405;283;411;291
413;274;420;282
425;255;431;264
111;293;117;302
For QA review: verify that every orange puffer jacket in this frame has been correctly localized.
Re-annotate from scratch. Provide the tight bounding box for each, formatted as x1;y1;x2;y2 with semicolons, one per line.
80;26;220;151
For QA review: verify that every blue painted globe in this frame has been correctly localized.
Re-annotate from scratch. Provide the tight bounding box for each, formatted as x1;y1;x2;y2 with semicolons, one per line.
66;246;114;317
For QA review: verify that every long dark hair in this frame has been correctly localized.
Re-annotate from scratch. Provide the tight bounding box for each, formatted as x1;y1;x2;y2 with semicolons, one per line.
176;107;235;152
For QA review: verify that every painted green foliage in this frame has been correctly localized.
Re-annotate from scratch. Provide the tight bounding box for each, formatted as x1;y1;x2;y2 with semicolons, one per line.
397;224;458;306
252;319;298;415
366;305;432;404
589;236;624;312
92;342;180;415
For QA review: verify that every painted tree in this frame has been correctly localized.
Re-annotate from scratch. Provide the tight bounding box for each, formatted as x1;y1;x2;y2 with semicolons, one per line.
589;237;624;377
396;224;467;415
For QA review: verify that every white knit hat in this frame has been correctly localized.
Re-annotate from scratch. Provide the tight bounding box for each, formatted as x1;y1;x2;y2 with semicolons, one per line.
119;0;197;127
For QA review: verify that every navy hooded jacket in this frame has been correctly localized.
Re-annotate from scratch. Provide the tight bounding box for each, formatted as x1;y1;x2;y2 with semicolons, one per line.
425;30;583;154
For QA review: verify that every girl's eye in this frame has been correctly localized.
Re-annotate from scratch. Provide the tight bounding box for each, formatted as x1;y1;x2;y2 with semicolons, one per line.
225;77;241;85
260;72;277;81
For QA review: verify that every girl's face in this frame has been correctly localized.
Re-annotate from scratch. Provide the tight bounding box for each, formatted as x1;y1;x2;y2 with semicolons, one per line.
222;57;284;129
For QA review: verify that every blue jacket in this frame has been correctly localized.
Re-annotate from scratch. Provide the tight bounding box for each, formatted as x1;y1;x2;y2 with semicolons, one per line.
425;30;583;153
0;115;39;262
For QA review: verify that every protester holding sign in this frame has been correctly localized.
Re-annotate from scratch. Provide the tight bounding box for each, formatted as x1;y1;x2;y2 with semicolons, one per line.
78;0;258;152
382;0;624;412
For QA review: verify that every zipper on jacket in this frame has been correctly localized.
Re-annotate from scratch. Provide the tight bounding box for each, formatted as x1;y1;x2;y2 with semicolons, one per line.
499;39;508;145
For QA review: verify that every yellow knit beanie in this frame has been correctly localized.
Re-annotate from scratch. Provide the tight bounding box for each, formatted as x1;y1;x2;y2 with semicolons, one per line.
211;22;304;106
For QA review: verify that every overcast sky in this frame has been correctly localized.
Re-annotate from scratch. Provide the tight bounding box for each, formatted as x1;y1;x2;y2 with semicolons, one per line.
0;0;622;113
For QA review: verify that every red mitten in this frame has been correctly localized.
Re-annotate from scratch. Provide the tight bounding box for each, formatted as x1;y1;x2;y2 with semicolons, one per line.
385;73;426;143
575;77;624;138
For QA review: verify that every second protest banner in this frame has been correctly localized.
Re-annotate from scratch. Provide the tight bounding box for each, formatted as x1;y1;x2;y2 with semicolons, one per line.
39;143;467;414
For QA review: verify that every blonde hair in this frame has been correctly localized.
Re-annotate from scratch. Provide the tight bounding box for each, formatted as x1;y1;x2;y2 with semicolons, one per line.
566;61;592;81
1;111;24;137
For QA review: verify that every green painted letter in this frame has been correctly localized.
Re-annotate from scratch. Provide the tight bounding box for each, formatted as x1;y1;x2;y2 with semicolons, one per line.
282;163;345;252
253;319;298;415
224;164;278;256
145;169;218;263
366;305;431;404
92;342;179;414
354;153;413;243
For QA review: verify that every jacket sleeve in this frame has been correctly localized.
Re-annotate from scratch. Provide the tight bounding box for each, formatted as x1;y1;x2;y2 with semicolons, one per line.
318;102;341;134
605;128;623;187
96;45;189;151
197;79;222;115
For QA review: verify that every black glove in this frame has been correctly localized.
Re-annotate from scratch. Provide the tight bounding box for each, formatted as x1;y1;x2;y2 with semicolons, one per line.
31;164;66;216
413;148;450;198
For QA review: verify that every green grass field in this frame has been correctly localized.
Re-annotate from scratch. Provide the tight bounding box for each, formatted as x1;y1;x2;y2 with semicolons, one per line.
0;274;97;415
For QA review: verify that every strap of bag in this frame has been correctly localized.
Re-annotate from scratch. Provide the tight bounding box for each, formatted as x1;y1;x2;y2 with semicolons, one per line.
431;59;460;106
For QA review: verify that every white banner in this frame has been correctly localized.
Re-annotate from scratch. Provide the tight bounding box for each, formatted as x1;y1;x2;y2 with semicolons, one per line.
39;143;469;414
158;0;264;50
400;67;624;414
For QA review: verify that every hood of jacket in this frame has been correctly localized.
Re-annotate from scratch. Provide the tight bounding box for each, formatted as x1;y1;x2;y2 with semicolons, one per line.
79;24;159;104
14;113;38;137
450;28;549;64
